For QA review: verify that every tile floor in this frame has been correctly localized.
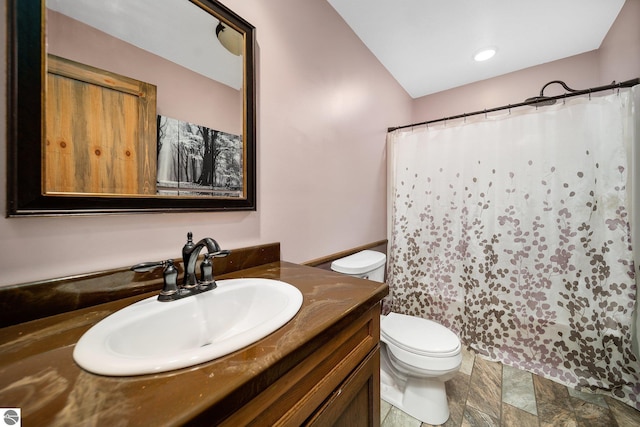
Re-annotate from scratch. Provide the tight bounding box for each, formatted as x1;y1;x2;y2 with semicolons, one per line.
380;347;640;427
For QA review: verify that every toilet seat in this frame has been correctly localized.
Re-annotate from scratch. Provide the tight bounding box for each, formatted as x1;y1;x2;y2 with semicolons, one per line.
381;313;461;357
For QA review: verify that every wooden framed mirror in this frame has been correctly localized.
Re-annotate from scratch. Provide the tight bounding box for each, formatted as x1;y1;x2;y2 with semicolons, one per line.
7;0;256;216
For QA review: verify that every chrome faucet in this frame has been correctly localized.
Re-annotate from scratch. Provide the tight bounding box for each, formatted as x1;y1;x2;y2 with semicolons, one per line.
131;232;230;302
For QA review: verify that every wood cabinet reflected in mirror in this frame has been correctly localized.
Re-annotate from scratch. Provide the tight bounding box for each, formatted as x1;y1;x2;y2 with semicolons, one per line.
7;0;256;216
46;55;158;196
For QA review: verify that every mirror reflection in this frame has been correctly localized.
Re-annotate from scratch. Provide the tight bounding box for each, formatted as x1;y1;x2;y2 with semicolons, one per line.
46;0;245;198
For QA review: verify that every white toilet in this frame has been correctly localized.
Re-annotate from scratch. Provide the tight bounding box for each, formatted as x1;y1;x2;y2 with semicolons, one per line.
331;250;462;425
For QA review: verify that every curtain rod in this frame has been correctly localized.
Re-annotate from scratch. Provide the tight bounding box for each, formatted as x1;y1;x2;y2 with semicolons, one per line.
387;77;640;133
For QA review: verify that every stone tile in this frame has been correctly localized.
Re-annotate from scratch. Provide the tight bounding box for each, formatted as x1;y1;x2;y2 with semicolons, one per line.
537;401;578;427
460;347;476;376
567;387;607;408
441;414;462;427
381;406;422;427
501;364;537;416
501;403;538;427
446;372;471;400
605;396;640;427
462;405;499;427
466;357;502;420
533;374;580;427
383;358;640;427
571;397;616;427
443;373;471;427
381;398;392;423
533;374;572;411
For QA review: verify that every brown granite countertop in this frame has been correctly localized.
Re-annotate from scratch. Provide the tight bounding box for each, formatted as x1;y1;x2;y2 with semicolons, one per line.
0;261;388;426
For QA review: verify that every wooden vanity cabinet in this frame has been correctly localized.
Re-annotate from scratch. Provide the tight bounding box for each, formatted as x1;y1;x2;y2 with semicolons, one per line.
0;255;389;426
306;347;380;426
216;304;381;427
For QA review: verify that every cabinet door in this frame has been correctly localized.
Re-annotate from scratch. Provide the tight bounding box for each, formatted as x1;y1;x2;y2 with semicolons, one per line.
218;304;380;427
46;55;157;195
306;346;380;427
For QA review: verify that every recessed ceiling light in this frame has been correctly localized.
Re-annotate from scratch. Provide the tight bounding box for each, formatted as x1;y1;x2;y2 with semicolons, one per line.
474;48;496;62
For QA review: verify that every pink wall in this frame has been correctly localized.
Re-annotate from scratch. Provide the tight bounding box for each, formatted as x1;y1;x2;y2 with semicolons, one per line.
0;0;637;287
0;0;410;286
599;0;640;84
412;0;640;124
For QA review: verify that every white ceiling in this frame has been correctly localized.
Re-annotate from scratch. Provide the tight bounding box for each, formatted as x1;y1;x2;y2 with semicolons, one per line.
327;0;626;98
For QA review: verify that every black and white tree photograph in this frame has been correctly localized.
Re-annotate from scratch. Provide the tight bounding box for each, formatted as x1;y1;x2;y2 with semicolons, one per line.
156;115;243;197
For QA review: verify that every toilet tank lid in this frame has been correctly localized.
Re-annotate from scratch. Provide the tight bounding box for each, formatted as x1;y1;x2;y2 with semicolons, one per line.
330;250;386;275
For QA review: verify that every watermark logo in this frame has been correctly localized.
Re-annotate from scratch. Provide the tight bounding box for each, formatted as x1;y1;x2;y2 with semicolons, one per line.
1;409;20;427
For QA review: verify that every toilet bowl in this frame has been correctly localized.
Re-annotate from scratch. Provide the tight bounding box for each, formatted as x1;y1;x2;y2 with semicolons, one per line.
380;312;461;425
331;250;462;425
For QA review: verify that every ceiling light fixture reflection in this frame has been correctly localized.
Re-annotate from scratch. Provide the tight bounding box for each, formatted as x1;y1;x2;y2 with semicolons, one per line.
216;22;243;56
474;48;496;62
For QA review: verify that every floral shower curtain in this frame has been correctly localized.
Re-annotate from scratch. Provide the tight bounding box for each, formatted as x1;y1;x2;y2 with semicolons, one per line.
386;88;640;409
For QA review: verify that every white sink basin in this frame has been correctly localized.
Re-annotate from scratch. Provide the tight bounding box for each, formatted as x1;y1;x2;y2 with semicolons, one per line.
73;278;303;376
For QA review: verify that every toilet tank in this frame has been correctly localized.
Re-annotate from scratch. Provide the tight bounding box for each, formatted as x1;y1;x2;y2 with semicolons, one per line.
330;250;386;282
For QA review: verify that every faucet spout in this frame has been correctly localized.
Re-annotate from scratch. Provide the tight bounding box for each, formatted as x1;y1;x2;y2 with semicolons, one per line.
182;233;230;288
199;237;222;254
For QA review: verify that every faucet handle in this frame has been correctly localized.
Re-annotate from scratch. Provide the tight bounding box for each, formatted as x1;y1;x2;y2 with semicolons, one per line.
199;253;216;291
131;261;166;272
132;260;180;302
211;249;231;258
158;260;179;301
199;248;229;291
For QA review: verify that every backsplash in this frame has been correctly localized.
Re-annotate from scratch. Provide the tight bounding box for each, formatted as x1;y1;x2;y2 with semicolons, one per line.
0;243;280;328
